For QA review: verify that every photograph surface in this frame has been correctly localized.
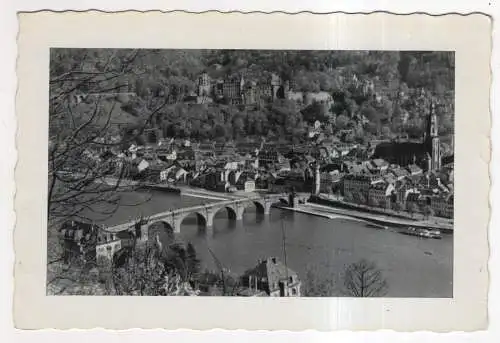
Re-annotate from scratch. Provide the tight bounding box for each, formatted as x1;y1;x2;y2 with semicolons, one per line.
47;48;455;298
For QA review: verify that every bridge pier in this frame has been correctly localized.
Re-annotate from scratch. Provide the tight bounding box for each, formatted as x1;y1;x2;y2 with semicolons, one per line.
234;220;244;230
140;224;149;242
236;206;245;221
264;202;272;215
205;224;214;238
206;210;215;228
173;218;181;234
108;194;288;239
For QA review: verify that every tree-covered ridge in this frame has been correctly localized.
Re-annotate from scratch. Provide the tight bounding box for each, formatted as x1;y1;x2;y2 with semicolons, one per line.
49;49;455;144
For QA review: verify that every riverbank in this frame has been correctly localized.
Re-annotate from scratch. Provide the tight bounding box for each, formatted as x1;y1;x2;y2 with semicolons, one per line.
146;184;278;201
89;173;272;201
142;183;181;194
186;209;453;298
303;201;453;232
147;184;230;201
311;194;454;228
275;204;368;223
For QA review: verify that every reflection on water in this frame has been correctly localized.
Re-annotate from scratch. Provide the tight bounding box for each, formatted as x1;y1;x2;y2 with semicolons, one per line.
177;205;453;298
93;190;453;297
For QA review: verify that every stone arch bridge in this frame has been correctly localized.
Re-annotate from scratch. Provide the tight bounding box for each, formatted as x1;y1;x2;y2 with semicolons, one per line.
103;193;307;240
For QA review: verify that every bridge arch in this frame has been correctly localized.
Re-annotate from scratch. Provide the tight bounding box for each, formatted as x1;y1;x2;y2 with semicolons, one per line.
252;200;266;213
240;199;270;216
176;210;209;233
212;205;238;220
278;197;290;206
107;196;290;238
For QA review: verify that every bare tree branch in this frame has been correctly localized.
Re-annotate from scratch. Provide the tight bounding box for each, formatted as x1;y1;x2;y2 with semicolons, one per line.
342;259;388;297
47;49;168;292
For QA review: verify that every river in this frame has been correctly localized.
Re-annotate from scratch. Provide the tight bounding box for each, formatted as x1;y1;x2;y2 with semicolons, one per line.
88;189;453;297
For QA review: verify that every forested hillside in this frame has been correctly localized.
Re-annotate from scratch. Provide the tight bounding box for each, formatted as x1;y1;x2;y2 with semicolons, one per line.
49;49;454;144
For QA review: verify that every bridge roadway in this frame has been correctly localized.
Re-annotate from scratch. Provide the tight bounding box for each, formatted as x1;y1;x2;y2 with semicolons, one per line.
102;193;305;240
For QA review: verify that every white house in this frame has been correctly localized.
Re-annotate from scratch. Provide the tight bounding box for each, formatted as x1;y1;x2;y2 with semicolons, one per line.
224;161;239;170
160;169;169;182
137;159;150;173
305;91;334;107
96;233;122;261
165;149;177;161
287;91;304;104
174;167;188;182
244;181;256;192
128;144;138;153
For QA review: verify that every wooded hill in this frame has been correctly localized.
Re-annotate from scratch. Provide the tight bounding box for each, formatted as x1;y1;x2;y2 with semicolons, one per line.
49;49;455;145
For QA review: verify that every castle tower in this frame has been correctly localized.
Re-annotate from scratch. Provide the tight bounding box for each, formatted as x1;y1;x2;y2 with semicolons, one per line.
424;101;441;171
240;75;245;92
244;81;257;105
198;72;211;97
283;80;290;99
270;73;282;101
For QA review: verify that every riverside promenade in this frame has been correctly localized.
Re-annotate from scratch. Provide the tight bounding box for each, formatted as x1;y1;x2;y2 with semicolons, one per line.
94;176;242;201
307;203;452;231
278;201;453;232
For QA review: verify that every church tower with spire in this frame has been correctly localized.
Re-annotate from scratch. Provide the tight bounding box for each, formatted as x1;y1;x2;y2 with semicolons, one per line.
314;162;321;195
424;101;441;171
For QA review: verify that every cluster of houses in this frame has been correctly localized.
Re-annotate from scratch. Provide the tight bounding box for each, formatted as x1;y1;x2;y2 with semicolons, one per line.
62;97;453;221
68;133;353;194
337;158;454;218
67;127;453;220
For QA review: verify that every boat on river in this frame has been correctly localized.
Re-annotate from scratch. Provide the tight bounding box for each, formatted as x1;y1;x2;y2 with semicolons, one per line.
425;228;443;239
400;227;442;239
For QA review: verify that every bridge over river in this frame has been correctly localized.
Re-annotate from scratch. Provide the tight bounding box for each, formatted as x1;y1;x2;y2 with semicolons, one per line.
102;193;308;240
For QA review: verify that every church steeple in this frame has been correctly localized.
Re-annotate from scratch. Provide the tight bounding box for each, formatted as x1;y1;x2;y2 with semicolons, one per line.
424;100;441;172
424;101;438;144
429;101;439;138
314;162;321;195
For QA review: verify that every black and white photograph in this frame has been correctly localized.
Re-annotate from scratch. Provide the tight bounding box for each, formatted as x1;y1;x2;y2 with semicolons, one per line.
46;48;455;298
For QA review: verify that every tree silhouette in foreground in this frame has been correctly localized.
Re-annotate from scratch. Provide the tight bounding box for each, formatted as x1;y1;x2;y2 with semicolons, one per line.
103;240;201;296
47;49;169;292
342;259;388;297
48;49;167;228
303;267;337;297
